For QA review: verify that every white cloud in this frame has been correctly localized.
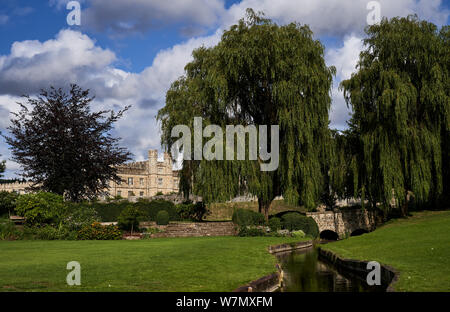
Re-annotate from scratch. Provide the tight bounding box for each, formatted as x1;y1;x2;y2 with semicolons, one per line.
0;29;116;95
67;0;226;36
326;35;364;129
223;0;449;37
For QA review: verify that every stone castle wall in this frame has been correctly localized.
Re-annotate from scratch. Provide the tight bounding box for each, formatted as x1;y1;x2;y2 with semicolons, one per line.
0;150;179;200
0;181;34;194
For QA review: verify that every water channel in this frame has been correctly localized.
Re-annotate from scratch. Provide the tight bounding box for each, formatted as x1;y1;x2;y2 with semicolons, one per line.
276;245;387;292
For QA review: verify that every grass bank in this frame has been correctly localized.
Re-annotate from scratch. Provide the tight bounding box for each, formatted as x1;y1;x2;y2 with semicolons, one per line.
321;210;450;291
0;236;305;292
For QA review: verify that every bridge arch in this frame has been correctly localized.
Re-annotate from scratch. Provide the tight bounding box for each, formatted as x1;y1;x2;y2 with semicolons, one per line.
319;230;339;241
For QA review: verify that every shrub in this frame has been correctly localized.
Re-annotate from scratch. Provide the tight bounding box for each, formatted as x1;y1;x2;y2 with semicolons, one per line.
76;222;122;240
176;201;210;221
281;213;319;238
156;210;169;225
117;205;147;232
268;217;281;232
291;229;306;238
63;203;100;231
0;191;19;217
155;191;164;196
15;192;67;226
238;226;266;237
232;208;265;227
0;218;23;240
27;224;75;240
91;201;129;222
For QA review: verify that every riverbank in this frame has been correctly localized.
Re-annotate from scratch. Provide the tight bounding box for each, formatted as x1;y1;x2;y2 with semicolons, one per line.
321;210;450;291
0;236;308;292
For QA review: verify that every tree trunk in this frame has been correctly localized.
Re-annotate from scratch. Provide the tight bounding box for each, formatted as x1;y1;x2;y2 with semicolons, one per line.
401;192;409;217
257;198;263;214
258;199;272;222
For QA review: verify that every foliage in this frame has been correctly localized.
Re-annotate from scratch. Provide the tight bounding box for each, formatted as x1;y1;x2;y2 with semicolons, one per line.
15;192;67;226
291;230;306;238
62;203;100;231
156;210;170;225
238;226;266;237
268;217;282;232
0;218;23;240
157;9;335;219
176;201;210;221
117;205;146;232
90;201;129;222
339;16;450;215
232;208;265;227
25;224;76;240
76;222;122;240
281;213;319;238
0;191;19;216
0;154;5;178
136;199;178;221
155;191;164;196
2;84;131;202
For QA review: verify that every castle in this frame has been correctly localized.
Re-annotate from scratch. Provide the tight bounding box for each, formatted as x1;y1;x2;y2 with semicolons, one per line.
0;150;180;200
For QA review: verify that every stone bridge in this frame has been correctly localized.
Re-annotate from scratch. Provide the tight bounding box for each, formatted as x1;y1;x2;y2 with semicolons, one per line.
306;209;378;239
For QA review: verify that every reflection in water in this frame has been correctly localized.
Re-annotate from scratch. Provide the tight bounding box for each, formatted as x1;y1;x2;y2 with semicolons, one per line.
277;247;386;292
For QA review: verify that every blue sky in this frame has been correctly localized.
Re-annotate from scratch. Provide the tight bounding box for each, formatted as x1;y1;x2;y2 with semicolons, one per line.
0;0;449;178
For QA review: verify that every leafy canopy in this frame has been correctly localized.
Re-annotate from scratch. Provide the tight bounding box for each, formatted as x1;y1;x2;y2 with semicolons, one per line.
158;9;335;217
2;84;132;202
340;15;449;213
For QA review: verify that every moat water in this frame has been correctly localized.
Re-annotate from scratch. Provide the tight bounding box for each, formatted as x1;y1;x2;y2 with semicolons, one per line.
276;246;387;292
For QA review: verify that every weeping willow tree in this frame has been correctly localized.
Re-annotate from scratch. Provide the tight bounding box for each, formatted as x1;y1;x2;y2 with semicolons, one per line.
158;9;334;219
340;16;449;216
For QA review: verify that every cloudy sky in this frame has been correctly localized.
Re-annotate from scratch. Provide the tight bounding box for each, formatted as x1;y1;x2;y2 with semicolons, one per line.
0;0;448;178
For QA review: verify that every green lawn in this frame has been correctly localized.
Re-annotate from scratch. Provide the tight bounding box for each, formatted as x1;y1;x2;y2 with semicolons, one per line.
322;210;450;291
0;236;304;292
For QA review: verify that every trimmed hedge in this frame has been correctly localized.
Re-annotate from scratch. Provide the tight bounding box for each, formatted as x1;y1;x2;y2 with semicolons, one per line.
268;217;281;232
86;199;179;222
232;208;265;227
281;212;319;238
156;210;170;225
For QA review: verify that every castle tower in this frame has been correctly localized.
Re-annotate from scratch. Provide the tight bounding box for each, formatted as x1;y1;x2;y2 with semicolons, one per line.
163;152;172;168
148;149;158;175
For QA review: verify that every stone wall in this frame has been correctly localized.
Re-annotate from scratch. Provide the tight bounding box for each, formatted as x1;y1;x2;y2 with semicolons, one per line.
140;221;237;238
306;209;378;238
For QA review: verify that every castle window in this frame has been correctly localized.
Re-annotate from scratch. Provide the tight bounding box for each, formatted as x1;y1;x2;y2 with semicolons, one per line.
140;191;144;197
128;191;135;197
140;178;144;185
117;191;122;197
128;177;133;185
158;167;163;173
158;178;163;186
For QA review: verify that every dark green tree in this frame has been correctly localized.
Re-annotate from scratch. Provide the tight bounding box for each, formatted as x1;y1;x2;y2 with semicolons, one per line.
158;9;335;219
2;84;132;202
0;156;5;178
340;16;449;215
